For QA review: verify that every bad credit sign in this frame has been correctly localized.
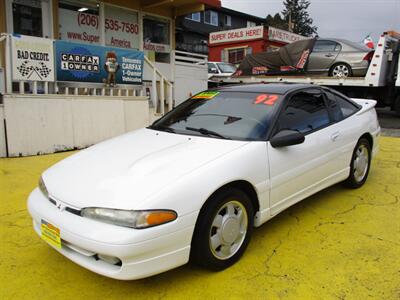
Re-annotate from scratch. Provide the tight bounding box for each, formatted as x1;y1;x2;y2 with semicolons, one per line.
209;26;264;45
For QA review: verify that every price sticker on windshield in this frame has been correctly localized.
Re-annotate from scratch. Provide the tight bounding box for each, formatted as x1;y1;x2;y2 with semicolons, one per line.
192;91;220;100
254;94;279;106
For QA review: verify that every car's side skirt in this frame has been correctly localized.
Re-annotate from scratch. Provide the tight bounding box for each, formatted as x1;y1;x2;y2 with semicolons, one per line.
268;167;350;218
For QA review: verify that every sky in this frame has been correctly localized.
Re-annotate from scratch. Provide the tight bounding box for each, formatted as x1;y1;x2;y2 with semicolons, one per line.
221;0;400;43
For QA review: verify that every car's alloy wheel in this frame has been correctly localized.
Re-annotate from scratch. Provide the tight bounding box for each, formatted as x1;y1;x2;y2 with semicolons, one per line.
191;188;254;270
209;200;248;260
353;144;369;182
331;64;351;78
345;138;371;188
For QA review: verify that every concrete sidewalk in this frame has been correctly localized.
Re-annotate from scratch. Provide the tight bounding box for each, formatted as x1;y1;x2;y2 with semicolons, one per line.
1;137;399;299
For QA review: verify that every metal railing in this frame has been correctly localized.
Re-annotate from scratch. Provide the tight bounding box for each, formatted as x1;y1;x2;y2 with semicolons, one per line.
0;33;168;107
0;33;209;116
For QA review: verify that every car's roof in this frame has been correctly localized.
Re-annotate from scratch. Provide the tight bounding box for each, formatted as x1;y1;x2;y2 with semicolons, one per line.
317;38;370;51
215;83;316;94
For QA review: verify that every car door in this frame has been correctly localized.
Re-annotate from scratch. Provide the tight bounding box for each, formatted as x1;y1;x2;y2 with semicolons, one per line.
323;89;363;171
308;40;342;72
267;88;343;215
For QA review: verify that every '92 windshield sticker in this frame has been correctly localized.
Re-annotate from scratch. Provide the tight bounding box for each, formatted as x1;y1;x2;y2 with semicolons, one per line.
254;94;280;106
192;91;220;100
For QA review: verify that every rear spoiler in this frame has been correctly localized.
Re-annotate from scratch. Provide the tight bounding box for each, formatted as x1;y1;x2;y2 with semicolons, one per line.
351;98;377;115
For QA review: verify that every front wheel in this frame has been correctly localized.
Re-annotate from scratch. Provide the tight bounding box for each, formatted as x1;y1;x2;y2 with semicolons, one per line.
190;188;254;270
344;138;371;188
330;63;352;78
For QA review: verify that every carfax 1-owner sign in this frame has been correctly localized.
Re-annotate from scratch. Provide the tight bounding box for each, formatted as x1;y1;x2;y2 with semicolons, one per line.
11;34;55;82
55;41;144;85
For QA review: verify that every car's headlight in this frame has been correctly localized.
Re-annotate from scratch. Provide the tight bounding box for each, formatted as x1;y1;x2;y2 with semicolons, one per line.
81;208;177;229
39;176;49;198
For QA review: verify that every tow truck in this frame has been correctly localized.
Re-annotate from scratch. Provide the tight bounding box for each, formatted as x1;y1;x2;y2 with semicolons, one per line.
210;31;400;115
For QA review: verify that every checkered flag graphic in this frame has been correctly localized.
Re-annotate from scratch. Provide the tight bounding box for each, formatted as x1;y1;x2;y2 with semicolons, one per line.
17;61;34;77
16;61;52;80
35;62;52;79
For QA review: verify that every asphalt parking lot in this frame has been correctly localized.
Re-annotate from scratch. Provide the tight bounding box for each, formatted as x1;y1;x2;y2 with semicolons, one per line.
1;136;399;300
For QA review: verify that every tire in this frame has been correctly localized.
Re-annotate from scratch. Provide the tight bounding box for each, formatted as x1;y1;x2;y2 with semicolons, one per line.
190;188;254;270
344;138;371;188
329;63;352;78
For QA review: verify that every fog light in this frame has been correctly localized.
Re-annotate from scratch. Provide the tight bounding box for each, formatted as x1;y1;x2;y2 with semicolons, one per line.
97;254;121;265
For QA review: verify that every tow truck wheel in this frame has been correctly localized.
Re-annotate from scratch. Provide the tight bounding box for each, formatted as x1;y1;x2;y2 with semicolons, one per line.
330;63;352;78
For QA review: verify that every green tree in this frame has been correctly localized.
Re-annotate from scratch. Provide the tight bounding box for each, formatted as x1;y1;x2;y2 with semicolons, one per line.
282;0;317;36
265;13;288;30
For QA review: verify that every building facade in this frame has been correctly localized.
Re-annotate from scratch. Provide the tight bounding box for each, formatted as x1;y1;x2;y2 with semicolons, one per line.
175;6;265;55
0;0;220;158
0;0;220;86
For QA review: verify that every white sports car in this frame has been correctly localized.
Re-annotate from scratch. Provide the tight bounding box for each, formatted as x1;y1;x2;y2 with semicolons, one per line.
28;83;380;280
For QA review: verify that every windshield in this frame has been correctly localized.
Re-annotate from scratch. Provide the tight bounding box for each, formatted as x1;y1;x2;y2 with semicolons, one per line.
217;63;237;73
149;91;281;141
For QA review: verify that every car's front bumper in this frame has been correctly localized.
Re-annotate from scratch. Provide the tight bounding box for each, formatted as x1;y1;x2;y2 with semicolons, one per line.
27;188;197;280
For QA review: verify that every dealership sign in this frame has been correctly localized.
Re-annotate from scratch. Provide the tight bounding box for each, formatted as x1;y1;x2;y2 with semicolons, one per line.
59;7;140;49
209;26;264;45
11;34;55;82
268;27;307;44
55;41;144;85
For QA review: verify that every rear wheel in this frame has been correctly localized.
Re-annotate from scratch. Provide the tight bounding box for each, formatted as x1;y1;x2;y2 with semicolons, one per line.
191;188;254;270
344;138;371;188
330;63;352;78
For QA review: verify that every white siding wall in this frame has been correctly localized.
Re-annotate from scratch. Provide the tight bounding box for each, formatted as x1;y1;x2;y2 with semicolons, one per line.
2;95;149;157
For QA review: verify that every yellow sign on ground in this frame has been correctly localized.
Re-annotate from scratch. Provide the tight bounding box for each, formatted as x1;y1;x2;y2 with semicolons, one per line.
41;220;62;249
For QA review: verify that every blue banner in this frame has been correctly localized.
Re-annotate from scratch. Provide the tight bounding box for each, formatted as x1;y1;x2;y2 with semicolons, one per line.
55;41;144;85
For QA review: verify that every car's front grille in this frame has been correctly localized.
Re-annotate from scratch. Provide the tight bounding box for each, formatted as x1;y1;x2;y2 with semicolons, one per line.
48;197;81;216
65;206;81;216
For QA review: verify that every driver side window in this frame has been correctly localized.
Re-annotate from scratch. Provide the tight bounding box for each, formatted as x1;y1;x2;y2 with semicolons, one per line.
276;91;331;134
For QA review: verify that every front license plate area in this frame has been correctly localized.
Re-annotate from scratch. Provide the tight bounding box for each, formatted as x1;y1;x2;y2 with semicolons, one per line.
41;220;62;249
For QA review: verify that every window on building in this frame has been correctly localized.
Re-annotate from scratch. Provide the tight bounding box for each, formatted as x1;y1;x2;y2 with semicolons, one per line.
228;48;246;64
12;0;43;37
104;5;140;49
225;15;231;26
143;16;171;63
205;10;218;26
185;12;201;22
247;21;256;27
58;1;100;44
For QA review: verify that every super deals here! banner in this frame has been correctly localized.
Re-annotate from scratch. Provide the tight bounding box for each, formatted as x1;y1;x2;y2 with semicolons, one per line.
55;41;144;85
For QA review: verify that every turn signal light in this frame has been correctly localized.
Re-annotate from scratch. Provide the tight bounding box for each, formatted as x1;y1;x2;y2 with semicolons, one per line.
146;211;177;226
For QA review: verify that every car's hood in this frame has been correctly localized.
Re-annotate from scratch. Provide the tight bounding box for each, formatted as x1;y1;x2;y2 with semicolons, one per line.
43;128;248;209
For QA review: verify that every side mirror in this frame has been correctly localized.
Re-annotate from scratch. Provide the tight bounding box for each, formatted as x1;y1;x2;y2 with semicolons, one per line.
270;130;305;148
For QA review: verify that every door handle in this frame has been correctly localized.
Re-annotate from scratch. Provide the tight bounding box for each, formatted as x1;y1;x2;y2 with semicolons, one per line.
331;132;340;141
325;53;335;58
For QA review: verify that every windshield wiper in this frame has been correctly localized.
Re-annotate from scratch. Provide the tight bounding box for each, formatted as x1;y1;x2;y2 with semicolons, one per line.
185;127;230;139
149;125;176;133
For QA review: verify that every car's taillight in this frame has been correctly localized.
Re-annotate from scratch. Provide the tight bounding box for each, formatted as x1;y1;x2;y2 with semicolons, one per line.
363;51;374;61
